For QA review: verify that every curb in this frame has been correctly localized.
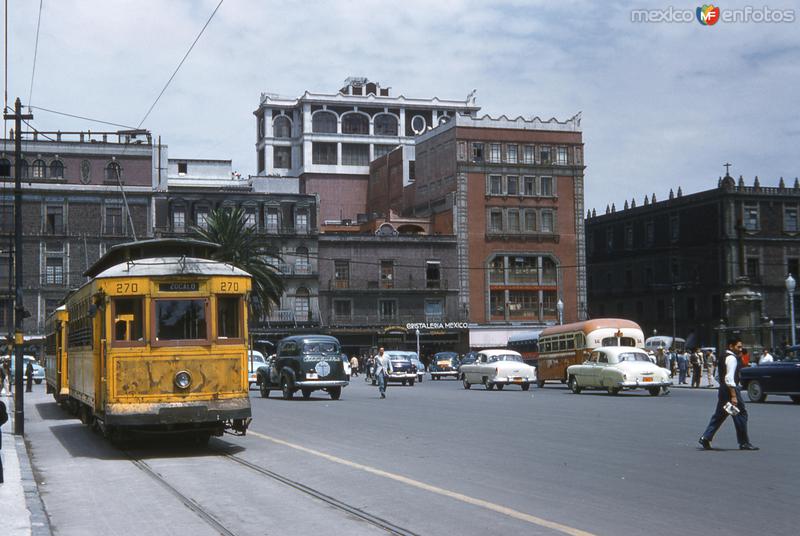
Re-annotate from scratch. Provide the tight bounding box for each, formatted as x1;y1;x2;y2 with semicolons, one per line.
18;435;53;536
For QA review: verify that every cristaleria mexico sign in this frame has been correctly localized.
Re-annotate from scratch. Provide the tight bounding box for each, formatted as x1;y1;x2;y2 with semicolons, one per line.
406;322;469;330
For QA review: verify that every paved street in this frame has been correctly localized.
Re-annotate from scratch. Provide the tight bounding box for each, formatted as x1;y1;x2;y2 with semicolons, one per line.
15;377;800;536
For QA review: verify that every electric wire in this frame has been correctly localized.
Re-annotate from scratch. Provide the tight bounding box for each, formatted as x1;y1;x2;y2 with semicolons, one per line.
27;0;43;109
27;106;137;130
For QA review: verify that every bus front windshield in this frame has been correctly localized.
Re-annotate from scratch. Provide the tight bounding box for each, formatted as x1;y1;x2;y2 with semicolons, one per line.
602;336;636;347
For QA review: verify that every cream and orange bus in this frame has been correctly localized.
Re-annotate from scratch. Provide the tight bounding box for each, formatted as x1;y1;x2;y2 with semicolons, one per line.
535;318;645;387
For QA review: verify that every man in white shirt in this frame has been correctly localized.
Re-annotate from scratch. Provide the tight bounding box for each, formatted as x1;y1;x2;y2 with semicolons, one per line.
699;338;758;451
373;347;392;399
759;348;774;365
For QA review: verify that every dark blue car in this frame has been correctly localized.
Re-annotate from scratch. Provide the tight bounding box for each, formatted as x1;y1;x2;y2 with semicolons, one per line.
740;345;800;403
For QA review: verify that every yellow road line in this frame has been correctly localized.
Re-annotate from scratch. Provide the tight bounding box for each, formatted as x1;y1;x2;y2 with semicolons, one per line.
248;431;596;536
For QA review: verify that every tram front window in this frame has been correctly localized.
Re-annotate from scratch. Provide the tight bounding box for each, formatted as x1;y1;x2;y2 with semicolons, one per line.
155;299;207;341
113;298;143;343
217;296;241;339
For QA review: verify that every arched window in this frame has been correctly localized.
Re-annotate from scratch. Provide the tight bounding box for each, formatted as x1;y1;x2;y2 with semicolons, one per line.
294;287;310;320
342;113;369;135
312;111;337;133
258;116;265;138
32;159;47;179
273;116;291;138
295;246;310;274
19;159;29;178
105;161;122;181
374;114;398;136
50;160;64;179
0;158;10;177
366;82;377;95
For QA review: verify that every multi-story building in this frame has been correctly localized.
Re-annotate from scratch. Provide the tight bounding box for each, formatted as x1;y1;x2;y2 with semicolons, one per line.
0;129;156;335
154;158;321;339
585;171;800;348
253;77;479;222
317;217;463;356
408;113;586;346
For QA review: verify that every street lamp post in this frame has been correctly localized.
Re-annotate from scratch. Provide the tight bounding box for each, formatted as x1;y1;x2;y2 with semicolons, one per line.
415;329;421;364
769;319;774;350
556;299;564;326
786;274;796;346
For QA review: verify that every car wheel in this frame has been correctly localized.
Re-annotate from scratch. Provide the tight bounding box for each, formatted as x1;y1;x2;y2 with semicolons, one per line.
521;383;530;391
328;386;342;400
259;380;271;399
569;376;582;394
496;384;505;391
281;376;294;400
302;389;312;399
537;379;545;388
791;395;800;404
607;386;621;396
409;379;415;387
463;378;471;389
648;387;660;396
746;381;766;403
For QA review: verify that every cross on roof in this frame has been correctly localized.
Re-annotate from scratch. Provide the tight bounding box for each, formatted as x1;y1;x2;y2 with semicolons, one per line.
724;163;732;176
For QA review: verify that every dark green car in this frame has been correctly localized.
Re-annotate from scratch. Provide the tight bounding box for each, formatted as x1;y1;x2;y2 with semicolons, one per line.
256;335;349;400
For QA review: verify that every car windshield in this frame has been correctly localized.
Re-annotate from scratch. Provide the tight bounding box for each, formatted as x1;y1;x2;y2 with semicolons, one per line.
436;353;458;360
303;342;339;354
248;353;266;363
487;354;523;363
617;352;651;362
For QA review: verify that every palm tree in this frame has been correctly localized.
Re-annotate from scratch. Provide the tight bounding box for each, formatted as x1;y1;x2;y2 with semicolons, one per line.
192;207;284;318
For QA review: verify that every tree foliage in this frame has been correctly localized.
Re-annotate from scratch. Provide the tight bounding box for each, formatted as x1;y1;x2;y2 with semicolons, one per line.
192;207;284;317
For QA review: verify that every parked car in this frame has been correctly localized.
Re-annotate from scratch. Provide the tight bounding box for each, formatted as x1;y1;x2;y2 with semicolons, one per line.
407;354;426;382
567;346;671;396
3;355;45;384
430;351;460;380
740;345;800;403
460;349;536;391
247;350;269;389
256;335;348;400
384;351;418;386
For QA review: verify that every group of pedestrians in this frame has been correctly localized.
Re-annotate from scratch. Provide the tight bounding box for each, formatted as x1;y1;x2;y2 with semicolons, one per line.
654;347;718;387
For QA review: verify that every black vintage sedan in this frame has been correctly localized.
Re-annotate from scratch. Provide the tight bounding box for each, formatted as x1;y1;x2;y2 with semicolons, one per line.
740;346;800;403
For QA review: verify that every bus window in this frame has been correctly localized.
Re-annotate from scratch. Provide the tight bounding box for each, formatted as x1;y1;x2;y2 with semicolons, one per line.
601;337;616;347
113;298;144;343
567;337;575;350
217;296;241;339
619;337;636;347
559;338;567;351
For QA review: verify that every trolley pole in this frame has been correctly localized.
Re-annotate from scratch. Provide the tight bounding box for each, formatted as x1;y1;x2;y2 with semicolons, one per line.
4;98;32;435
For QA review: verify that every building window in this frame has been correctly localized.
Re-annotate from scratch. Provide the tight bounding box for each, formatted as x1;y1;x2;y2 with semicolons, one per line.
177;162;188;175
488;175;502;195
541;211;554;233
380;260;394;289
312;111;337;133
669;215;680;241
342;143;369;166
743;203;759;231
539;146;551;164
295;246;310;274
556;147;568;165
524;209;536;232
105;205;124;235
0;204;11;232
489;144;501;163
379;299;397;321
105;161;122;181
258;116;265;138
312;142;337;165
472;143;484;162
0;158;10;177
506;175;519;196
425;299;444;321
50;160;64;179
540;176;553;196
274;146;291;169
523;176;535;196
574;147;583;165
784;206;798;232
426;261;441;289
173;207;185;232
273;116;291;138
624;224;633;249
645;220;655;245
294;288;310;321
19;159;29;178
508;290;538;320
295;209;309;233
606;228;614;250
196;207;209;230
506;144;518;164
243;208;257;229
509;256;538;284
523;145;535;164
374;144;396;159
788;258;799;280
746;257;760;280
258;148;265;173
334;260;350;289
489;209;503;233
32;159;47;179
333;300;351;322
457;141;467;161
44;256;64;286
45;205;64;234
265;208;279;232
374;114;398;136
342;113;369;135
508;209;520;233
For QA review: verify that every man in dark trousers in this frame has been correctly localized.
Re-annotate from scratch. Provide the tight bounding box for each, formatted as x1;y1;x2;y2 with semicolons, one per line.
699;337;759;450
0;400;8;483
26;360;34;392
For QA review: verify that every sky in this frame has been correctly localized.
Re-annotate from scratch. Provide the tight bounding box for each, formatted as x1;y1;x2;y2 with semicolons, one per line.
3;0;799;213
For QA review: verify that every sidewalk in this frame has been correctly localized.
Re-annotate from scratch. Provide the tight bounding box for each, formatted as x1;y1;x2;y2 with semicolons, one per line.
0;392;52;536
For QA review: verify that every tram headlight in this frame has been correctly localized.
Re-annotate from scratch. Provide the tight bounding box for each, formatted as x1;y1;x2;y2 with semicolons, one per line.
175;370;192;389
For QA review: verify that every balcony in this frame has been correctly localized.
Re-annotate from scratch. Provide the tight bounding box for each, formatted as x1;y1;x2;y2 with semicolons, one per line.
329;313;454;327
325;279;451;291
154;225;318;238
259;308;320;326
275;263;317;277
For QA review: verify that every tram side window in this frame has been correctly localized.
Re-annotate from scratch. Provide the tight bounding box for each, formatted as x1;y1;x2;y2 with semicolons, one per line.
217;296;241;339
113;298;144;343
155;299;207;341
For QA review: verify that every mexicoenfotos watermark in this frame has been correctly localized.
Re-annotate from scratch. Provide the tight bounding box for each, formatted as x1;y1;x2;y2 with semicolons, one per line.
631;5;796;24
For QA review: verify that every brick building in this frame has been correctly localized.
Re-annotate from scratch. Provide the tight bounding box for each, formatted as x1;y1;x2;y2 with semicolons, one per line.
585;171;800;348
0;130;156;335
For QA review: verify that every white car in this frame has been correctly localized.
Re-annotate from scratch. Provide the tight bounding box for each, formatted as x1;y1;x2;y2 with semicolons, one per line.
460;349;536;391
567;346;672;396
4;355;45;384
247;350;269;389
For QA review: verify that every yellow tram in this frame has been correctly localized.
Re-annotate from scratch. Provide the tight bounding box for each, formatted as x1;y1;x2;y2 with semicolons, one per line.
44;305;69;402
59;239;252;441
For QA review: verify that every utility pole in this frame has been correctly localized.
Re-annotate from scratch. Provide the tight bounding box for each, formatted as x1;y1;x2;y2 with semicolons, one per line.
4;98;32;435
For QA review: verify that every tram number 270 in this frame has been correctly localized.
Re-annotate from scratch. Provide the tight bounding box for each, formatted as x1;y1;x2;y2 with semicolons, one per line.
115;282;139;294
220;281;240;292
